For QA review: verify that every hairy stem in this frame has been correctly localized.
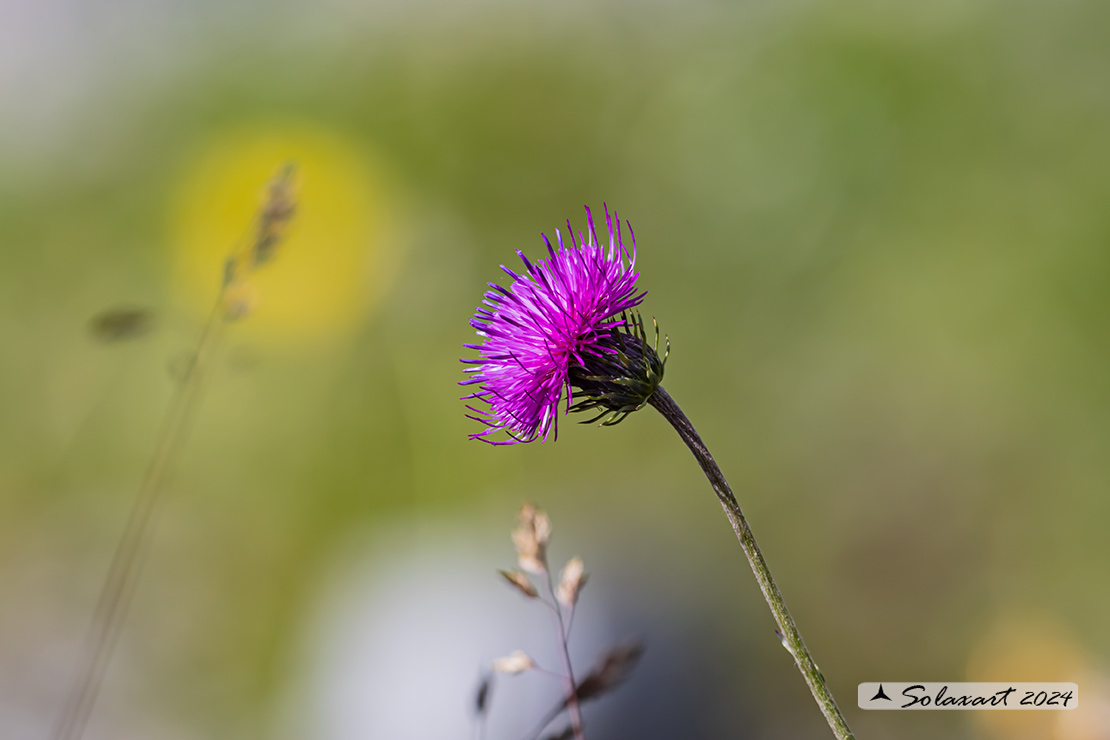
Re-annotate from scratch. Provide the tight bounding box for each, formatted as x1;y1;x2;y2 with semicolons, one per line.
647;386;855;740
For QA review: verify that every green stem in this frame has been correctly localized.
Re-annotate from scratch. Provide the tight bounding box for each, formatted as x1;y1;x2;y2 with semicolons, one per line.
647;386;855;740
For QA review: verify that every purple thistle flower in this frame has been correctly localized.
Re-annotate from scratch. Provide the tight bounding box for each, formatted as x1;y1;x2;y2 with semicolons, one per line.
461;206;654;445
459;211;856;740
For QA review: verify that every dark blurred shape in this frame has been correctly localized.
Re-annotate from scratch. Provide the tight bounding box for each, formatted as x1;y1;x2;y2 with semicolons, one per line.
88;306;154;343
575;641;646;704
473;671;492;716
529;641;647;740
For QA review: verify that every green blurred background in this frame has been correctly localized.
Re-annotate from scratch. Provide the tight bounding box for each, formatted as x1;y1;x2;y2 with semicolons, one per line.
2;1;1109;738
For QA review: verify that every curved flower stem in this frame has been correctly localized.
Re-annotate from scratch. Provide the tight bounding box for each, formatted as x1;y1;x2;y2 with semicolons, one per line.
647;386;855;740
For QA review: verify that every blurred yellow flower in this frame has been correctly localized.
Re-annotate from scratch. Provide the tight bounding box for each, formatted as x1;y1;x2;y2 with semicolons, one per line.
170;122;397;344
967;613;1104;740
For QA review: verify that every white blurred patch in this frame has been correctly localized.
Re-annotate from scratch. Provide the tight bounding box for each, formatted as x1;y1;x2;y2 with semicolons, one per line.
274;519;616;740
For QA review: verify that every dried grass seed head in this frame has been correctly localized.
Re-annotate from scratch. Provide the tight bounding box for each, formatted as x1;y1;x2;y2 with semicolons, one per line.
492;650;536;675
218;162;299;322
252;161;298;268
556;556;588;608
512;504;551;574
499;569;538;599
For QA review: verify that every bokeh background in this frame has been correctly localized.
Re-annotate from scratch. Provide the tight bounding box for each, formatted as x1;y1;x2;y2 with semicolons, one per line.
2;0;1110;738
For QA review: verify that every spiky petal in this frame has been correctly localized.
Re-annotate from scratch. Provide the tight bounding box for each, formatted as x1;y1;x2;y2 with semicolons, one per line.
461;206;645;444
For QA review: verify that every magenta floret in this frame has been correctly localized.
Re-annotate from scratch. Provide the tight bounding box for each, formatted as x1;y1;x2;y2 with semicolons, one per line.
461;206;646;444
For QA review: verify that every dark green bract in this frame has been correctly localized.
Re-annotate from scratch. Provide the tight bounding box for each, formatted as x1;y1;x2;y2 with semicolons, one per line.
568;311;669;427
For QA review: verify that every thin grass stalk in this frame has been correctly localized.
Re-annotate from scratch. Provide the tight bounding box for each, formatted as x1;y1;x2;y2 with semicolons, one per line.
51;163;295;740
49;299;226;740
542;571;586;740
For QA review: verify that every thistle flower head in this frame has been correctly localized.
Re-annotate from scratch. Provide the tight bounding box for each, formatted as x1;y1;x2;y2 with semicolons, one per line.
461;205;665;444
